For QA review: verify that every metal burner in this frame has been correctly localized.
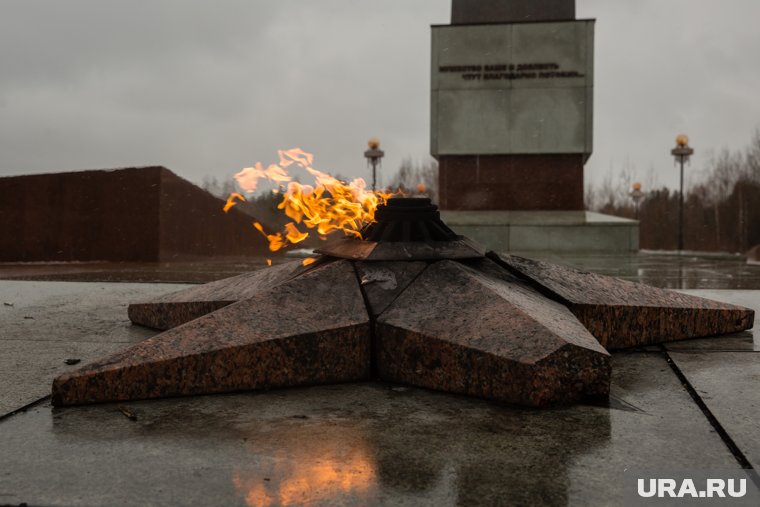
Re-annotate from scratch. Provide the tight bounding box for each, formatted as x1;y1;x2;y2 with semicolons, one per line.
315;197;484;261
362;197;458;242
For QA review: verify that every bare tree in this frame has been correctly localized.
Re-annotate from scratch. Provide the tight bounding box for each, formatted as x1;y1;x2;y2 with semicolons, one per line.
387;157;439;203
704;148;743;247
585;125;760;253
745;128;760;183
201;176;236;199
592;160;639;213
584;182;598;211
200;176;220;196
641;164;659;195
594;168;617;211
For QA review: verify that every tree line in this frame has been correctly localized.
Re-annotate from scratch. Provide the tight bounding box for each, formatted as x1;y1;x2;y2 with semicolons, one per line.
202;134;760;255
587;130;760;253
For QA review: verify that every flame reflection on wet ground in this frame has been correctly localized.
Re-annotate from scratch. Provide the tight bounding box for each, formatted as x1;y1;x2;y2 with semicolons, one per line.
231;422;377;506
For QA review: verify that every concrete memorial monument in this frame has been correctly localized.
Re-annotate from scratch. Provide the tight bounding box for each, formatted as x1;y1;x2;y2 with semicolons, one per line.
432;0;638;252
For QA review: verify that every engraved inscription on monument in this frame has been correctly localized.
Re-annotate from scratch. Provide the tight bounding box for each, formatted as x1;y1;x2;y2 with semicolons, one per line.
430;20;594;156
440;62;585;82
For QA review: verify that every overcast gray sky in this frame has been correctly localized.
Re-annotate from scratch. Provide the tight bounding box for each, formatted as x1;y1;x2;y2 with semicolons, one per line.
1;1;759;193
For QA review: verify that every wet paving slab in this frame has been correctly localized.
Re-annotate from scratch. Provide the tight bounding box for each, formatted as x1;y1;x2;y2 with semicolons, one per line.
0;354;751;507
3;250;760;290
518;251;760;290
0;281;188;416
666;351;760;471
661;290;760;474
0;259;276;283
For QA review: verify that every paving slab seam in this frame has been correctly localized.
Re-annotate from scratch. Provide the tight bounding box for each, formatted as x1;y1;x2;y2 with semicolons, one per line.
664;348;758;353
0;395;50;423
660;344;760;488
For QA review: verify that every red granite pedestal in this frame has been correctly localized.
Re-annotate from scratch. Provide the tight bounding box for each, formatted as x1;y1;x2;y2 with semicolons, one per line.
437;154;585;211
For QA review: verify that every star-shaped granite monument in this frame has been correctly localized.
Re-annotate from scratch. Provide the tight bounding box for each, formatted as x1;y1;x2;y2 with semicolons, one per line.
52;198;754;408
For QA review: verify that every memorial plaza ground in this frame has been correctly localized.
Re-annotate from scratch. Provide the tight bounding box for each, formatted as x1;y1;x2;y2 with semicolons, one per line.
1;251;759;506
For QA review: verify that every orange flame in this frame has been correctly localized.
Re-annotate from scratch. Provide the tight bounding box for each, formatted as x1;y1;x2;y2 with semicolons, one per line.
223;192;246;213
284;223;309;245
227;149;393;252
252;222;285;252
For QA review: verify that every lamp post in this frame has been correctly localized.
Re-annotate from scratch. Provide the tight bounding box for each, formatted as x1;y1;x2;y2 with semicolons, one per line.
671;134;694;252
364;138;384;192
630;182;644;220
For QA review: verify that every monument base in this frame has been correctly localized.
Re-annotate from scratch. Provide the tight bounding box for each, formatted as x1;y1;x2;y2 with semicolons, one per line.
440;210;639;253
437;154;585;211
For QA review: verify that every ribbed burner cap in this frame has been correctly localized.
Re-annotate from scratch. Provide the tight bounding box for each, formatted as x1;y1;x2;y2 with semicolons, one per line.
361;197;458;243
314;197;485;261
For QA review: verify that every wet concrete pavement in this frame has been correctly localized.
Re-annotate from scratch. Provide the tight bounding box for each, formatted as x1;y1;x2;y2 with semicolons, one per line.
2;250;760;289
0;281;187;416
0;361;748;507
1;255;760;506
522;250;760;290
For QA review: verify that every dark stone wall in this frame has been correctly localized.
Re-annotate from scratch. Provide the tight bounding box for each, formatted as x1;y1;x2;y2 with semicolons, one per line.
0;168;162;262
0;167;269;262
451;0;575;24
437;154;584;210
158;169;269;261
